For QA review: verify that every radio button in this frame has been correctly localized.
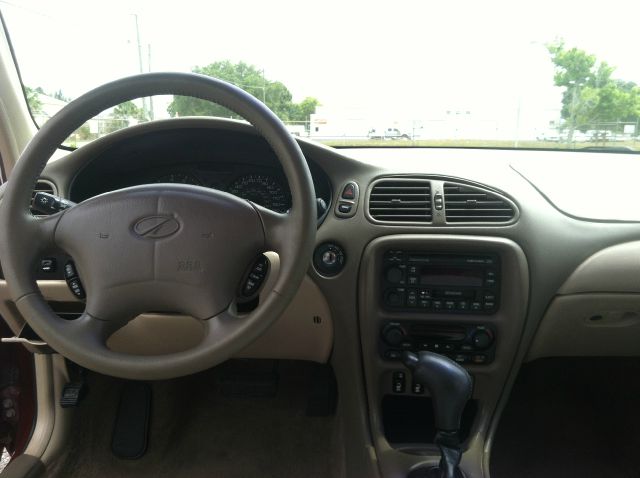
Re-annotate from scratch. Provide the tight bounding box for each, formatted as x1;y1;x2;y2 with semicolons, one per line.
471;301;482;311
385;289;406;307
419;289;432;299
386;267;404;284
432;300;443;310
459;344;474;352
457;301;469;311
408;276;419;285
444;300;456;310
418;299;431;309
472;354;487;364
384;350;402;360
483;293;496;302
485;278;497;287
484;302;495;310
443;343;455;352
408;265;418;274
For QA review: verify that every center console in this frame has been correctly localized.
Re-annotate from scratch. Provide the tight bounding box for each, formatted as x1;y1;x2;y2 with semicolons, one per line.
358;235;529;478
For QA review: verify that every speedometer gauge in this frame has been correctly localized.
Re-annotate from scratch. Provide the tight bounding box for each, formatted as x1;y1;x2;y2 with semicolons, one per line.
228;174;290;213
155;172;201;185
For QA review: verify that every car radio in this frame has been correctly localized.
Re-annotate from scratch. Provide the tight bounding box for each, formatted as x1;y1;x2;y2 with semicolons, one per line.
382;250;500;314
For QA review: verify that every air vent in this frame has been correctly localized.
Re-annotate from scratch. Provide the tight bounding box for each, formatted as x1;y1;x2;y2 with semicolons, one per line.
443;182;515;223
30;179;56;215
369;179;432;222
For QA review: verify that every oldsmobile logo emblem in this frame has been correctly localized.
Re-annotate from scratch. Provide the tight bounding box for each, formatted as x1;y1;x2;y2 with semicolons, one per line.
133;215;180;239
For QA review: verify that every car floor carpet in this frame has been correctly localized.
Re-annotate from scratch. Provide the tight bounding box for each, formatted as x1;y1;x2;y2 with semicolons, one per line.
47;360;345;478
490;357;640;478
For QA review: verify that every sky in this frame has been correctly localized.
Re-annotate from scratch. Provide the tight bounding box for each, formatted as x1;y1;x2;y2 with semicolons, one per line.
2;0;640;124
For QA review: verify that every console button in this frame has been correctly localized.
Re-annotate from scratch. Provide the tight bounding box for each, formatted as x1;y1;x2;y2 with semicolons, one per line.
472;354;487;364
384;350;402;360
386;267;404;284
337;202;353;214
418;299;432;309
453;354;468;364
341;182;357;200
385;288;406;307
392;371;406;393
412;382;425;394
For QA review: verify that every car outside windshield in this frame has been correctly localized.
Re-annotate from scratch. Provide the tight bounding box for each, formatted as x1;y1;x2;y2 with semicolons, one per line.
2;0;640;151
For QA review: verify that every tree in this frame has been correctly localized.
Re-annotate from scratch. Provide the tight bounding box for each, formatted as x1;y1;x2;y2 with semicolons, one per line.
548;41;640;142
113;101;147;121
167;61;319;124
24;86;43;114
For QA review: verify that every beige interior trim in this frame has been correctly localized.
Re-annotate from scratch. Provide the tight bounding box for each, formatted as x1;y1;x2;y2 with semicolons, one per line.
0;275;333;363
527;293;640;361
559;240;640;294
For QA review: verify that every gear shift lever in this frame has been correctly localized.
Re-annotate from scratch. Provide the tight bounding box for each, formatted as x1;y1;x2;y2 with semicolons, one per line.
402;351;473;478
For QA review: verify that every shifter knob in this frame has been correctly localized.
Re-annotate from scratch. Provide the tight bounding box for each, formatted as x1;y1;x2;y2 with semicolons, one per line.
402;351;473;432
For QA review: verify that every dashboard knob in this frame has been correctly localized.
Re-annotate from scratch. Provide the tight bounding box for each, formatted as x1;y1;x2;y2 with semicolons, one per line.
382;324;406;347
472;329;493;350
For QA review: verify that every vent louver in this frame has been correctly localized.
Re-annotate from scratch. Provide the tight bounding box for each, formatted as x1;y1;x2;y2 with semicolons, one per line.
30;179;56;215
443;182;515;223
369;179;432;222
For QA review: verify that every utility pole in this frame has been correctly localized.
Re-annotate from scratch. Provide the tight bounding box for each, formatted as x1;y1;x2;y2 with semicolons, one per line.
132;14;148;119
147;44;154;120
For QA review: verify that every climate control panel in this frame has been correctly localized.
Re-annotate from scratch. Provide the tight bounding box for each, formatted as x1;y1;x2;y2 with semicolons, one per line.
379;321;496;365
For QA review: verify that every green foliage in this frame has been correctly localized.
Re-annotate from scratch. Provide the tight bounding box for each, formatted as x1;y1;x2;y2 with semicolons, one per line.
113;101;147;121
548;41;640;137
24;86;43;114
167;61;319;122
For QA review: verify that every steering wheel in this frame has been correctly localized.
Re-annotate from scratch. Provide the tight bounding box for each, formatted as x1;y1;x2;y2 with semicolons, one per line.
0;73;317;380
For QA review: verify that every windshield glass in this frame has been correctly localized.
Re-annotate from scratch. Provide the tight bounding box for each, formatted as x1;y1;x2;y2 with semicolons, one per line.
2;0;640;150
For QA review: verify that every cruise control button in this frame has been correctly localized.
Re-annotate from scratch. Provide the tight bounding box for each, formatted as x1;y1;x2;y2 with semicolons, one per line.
67;278;85;299
40;258;56;273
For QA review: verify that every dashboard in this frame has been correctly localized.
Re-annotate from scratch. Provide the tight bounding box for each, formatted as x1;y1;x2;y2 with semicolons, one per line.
4;117;640;478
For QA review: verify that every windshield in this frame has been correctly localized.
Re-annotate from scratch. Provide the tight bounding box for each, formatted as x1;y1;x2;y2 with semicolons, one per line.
2;0;640;151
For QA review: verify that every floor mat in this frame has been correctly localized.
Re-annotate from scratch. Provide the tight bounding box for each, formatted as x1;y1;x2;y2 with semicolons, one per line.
490;358;640;478
48;361;344;478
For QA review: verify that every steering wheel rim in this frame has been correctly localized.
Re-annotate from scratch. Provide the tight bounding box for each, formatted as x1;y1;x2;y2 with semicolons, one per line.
0;72;317;380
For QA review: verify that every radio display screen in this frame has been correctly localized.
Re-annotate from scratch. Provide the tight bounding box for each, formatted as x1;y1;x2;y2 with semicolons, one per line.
420;267;484;287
